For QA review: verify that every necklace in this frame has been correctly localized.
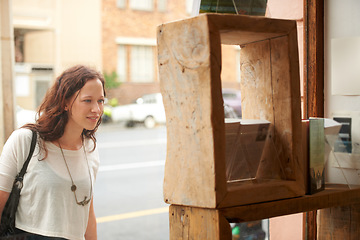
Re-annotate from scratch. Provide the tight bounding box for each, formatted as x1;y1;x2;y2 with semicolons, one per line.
58;140;93;206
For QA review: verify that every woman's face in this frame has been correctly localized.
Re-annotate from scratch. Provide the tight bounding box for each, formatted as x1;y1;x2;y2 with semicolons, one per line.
66;78;105;132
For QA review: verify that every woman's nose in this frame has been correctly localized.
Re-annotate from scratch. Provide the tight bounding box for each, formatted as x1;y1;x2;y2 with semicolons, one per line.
91;102;102;113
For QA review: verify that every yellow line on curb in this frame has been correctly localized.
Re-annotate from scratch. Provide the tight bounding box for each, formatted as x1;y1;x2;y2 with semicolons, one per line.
97;206;169;223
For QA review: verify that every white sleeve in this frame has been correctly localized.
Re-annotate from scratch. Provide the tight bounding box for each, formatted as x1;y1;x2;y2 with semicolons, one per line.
92;147;100;181
0;129;33;192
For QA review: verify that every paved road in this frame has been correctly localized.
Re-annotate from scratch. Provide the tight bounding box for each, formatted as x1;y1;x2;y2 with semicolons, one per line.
94;123;169;239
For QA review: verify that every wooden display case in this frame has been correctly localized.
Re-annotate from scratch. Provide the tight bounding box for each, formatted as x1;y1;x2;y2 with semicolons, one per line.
157;13;304;209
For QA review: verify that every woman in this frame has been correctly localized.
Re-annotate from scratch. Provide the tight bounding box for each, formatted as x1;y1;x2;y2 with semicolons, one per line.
0;65;105;239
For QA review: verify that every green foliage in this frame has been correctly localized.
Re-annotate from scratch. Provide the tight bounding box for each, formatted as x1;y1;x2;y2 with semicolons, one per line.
104;71;121;89
103;106;112;117
109;98;118;107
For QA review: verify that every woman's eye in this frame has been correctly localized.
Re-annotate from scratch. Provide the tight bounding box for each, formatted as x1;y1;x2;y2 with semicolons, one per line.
84;99;91;103
98;99;105;104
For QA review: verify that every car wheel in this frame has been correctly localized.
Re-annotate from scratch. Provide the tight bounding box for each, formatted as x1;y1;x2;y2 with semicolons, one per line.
144;116;156;129
102;114;111;123
126;121;135;128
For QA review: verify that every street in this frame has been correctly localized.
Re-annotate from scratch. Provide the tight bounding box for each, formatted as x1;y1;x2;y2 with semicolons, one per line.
94;123;169;239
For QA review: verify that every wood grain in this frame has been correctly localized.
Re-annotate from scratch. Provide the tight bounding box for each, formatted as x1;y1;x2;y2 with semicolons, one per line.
158;15;227;208
169;205;232;240
158;13;304;209
221;187;360;223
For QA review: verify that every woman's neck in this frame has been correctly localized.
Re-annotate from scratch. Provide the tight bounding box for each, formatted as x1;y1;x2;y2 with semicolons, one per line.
56;126;84;150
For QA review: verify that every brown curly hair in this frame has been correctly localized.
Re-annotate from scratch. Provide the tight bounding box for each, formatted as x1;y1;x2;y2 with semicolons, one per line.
23;65;106;156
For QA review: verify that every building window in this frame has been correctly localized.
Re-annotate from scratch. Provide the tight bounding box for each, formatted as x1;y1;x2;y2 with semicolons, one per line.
131;45;154;82
130;0;154;11
158;0;167;12
117;45;127;82
116;0;126;8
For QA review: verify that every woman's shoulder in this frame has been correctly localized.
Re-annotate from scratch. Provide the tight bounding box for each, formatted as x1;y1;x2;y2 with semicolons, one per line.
8;128;34;143
1;128;36;160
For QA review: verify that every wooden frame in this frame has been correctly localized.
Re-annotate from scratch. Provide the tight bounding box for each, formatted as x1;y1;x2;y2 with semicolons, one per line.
304;0;324;119
169;187;360;239
303;0;324;238
157;13;304;209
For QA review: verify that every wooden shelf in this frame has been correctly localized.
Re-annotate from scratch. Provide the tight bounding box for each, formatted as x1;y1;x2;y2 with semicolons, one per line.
168;185;360;239
158;13;360;239
221;185;360;223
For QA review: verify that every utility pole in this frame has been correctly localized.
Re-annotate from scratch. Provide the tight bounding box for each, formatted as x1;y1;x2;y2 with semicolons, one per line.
0;0;16;151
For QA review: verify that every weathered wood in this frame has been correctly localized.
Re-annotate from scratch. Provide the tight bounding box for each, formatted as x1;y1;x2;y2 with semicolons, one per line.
317;204;360;240
206;14;297;46
220;187;360;223
349;204;360;240
169;205;232;240
304;0;324;119
158;14;227;208
303;1;325;239
305;211;317;240
240;34;303;182
167;187;360;239
158;13;304;208
219;181;304;208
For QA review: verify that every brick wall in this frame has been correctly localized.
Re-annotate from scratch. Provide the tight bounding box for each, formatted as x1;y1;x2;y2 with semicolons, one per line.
102;0;240;105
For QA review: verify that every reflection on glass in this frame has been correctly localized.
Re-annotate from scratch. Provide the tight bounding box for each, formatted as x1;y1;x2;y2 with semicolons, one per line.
199;0;268;16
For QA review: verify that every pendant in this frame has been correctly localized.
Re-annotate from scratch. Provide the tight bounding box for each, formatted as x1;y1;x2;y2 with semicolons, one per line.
78;196;90;206
71;184;77;192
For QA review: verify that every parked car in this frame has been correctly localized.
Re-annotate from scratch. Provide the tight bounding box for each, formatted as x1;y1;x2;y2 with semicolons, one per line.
16;106;37;128
102;105;112;123
111;93;166;128
222;88;242;118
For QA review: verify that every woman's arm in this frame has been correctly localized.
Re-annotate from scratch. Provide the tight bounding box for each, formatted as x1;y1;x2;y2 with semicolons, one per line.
85;198;97;240
0;190;10;222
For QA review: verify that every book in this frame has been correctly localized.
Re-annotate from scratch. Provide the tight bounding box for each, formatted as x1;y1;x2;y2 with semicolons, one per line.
308;118;325;194
304;118;344;194
225;118;271;182
301;119;310;193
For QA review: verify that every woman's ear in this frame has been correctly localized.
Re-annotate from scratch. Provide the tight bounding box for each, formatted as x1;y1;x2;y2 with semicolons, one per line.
64;99;72;112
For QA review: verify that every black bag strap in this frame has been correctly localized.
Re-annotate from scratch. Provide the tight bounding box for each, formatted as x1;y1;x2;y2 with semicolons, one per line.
17;130;37;178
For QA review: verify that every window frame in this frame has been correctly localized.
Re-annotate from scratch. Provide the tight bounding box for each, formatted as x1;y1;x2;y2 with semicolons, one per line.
129;0;154;11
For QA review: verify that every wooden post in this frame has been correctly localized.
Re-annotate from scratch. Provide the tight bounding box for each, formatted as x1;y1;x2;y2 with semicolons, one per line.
304;0;324;119
169;205;232;240
317;203;360;240
303;0;324;238
0;0;16;150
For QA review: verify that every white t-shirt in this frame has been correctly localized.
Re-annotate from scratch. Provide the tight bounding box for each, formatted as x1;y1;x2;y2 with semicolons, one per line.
0;128;100;240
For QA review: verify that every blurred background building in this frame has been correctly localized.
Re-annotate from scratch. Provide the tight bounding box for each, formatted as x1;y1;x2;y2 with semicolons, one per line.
11;0;242;108
101;0;242;105
1;0;303;146
12;0;102;110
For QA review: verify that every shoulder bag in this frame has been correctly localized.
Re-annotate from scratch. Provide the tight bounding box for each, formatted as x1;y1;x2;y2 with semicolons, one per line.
0;130;37;238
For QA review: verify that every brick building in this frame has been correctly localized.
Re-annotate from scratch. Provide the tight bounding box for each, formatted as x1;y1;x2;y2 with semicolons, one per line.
102;0;241;105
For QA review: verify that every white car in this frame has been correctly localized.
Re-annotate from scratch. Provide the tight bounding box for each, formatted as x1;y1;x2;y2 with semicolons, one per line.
111;93;166;128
